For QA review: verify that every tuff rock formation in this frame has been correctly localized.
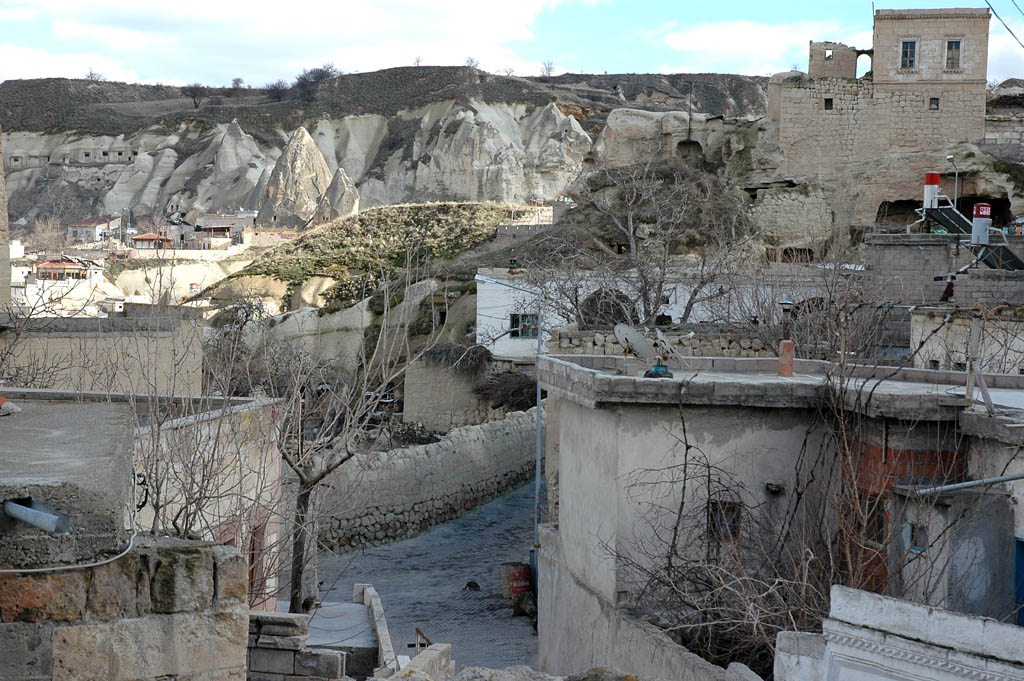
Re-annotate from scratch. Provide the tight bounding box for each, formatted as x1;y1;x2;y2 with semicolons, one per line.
256;127;333;228
314;167;360;223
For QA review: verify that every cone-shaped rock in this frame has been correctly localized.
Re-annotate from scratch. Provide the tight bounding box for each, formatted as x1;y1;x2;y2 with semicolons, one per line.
256;127;332;228
314;167;360;224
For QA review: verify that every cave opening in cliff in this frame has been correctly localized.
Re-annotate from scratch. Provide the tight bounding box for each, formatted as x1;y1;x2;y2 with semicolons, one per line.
676;140;703;160
875;196;1012;229
957;196;1012;227
875;200;922;227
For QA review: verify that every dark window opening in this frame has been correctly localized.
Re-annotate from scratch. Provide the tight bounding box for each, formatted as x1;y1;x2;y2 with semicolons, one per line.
101;151;108;157
433;307;448;327
910;523;928;552
676;140;703;159
610;242;628;254
901;41;916;69
510;313;538;339
117;151;124;157
929;98;940;111
824;49;834;61
654;314;672;326
953;361;967;371
709;500;742;543
824;98;834;111
928;359;941;370
83;152;91;158
946;40;961;70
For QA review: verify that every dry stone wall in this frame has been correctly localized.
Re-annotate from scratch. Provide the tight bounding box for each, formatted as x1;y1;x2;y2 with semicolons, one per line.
321;409;537;551
0;537;248;681
547;329;774;358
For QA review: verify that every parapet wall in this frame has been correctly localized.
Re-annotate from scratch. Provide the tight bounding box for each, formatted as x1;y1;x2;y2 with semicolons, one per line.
955;268;1024;306
321;409;537;550
864;233;960;303
0;537;248;681
547;328;774;358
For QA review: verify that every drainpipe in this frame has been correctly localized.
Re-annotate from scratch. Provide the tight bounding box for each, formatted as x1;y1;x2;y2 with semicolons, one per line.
915;472;1024;496
3;500;70;535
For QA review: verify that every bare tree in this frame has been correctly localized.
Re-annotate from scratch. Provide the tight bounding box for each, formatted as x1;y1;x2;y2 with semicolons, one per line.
181;83;206;109
292;63;340;102
413;56;423;67
230;77;244;96
524;155;758;329
541;60;555;77
464;57;480;69
85;68;105;82
265;79;288;102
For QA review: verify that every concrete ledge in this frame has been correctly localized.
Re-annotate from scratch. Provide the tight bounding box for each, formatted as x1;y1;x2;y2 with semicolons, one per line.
829;585;1024;665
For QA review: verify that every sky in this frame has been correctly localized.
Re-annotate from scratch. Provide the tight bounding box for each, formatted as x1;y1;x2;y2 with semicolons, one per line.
1;0;1024;86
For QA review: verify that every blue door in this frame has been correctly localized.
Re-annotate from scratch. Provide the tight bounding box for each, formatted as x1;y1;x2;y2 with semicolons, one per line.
1016;538;1024;626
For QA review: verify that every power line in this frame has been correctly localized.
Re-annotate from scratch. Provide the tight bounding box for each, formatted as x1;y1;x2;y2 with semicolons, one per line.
986;0;1024;52
1011;0;1024;22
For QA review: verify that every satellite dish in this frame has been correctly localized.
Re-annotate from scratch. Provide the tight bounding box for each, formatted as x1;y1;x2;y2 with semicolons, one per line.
614;324;657;361
655;328;683;364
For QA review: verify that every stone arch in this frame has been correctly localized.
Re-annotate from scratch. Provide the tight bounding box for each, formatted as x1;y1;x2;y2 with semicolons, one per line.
857;52;872;78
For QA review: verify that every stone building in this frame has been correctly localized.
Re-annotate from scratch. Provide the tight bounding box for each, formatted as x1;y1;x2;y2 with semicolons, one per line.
537;352;1024;679
766;8;995;234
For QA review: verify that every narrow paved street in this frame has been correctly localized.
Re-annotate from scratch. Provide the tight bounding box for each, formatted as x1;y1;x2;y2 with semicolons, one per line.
318;482;539;670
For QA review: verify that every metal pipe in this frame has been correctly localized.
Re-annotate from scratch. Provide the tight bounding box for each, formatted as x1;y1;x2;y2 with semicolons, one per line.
475;273;544;543
915;472;1024;496
3;500;70;536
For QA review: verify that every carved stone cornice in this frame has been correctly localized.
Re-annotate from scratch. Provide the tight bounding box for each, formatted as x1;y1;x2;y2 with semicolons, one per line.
824;628;1022;681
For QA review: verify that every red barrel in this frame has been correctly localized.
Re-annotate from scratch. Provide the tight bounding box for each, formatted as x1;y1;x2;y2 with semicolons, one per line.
501;562;533;597
925;171;940;186
974;203;991;218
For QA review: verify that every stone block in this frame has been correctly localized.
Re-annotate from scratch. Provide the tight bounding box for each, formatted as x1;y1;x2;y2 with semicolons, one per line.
0;622;54;680
250;647;296;674
51;604;247;680
212;545;248;605
85;554;142;621
0;571;88;623
150;545;215;614
295;648;345;677
249;674;287;681
258;634;308;650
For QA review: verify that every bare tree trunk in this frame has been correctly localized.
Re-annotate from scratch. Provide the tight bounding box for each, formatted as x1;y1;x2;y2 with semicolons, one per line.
289;483;314;613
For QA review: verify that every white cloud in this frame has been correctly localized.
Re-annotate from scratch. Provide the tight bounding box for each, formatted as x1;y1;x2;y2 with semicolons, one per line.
987;16;1024;83
0;0;571;83
0;43;139;81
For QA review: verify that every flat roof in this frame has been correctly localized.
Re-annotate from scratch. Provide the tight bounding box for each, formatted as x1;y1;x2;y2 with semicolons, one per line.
538;354;1024;424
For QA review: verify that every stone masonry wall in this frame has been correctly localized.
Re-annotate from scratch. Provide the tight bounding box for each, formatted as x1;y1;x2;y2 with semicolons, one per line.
750;184;834;246
954;268;1024;306
0;537;248;681
247;611;345;680
402;359;519;432
320;409;536;551
863;233;961;303
547;328;774;358
776;76;984;184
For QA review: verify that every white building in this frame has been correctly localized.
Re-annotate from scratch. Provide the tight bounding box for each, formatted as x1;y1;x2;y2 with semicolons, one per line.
67;216;121;243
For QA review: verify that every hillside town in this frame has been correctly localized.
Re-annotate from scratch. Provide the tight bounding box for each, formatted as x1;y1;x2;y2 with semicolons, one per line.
6;4;1024;681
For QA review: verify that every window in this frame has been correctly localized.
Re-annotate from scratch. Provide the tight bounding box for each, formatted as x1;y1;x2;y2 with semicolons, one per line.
953;361;967;372
824;98;834;111
709;500;741;542
825;49;834;61
101;151;108;157
83;151;91;159
509;313;538;339
946;40;961;70
928;359;941;370
910;523;928;552
117;151;124;157
901;41;916;69
929;98;940;111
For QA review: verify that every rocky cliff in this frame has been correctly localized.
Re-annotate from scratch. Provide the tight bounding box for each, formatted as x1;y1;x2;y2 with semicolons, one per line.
0;67;769;225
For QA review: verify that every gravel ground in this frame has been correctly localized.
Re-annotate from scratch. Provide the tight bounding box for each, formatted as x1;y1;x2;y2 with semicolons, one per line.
318;481;539;670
